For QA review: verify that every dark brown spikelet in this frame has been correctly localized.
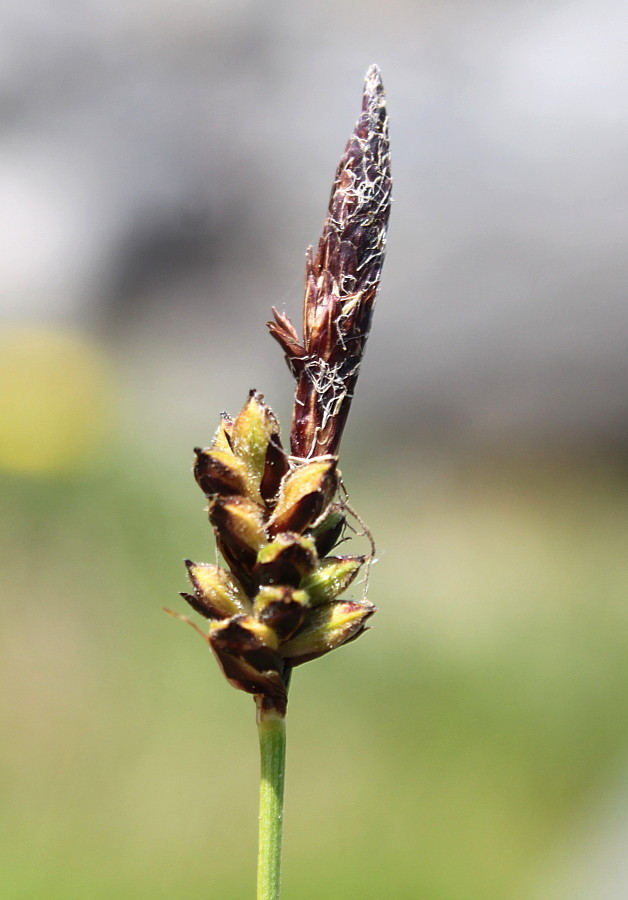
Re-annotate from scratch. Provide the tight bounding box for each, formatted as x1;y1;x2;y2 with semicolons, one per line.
178;67;390;716
268;64;392;458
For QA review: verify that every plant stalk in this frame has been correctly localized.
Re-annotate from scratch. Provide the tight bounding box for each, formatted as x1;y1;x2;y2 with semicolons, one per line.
256;703;287;900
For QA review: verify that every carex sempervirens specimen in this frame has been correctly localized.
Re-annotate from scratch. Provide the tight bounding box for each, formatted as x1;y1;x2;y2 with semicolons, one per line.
178;65;391;717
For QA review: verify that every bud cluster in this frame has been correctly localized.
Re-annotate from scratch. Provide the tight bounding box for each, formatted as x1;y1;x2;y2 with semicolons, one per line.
182;390;375;715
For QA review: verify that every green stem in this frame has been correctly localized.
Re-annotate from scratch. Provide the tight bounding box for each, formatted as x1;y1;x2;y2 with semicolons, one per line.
256;702;287;900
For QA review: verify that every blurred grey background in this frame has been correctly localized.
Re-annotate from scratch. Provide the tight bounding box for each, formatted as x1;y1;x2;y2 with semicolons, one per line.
1;2;628;898
2;0;626;455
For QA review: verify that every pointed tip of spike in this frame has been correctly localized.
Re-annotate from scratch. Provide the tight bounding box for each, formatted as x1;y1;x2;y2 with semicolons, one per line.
364;64;383;93
362;64;386;118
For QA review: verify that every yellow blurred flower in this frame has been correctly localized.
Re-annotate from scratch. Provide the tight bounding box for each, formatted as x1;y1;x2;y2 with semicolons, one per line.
0;326;114;476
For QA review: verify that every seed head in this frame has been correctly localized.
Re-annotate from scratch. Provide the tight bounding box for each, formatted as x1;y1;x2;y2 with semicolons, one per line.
182;391;375;715
177;67;391;715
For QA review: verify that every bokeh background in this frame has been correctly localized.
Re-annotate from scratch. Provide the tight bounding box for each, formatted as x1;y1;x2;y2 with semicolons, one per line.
1;1;628;897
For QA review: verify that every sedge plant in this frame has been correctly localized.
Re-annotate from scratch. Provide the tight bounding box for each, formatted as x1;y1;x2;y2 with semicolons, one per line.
171;65;391;899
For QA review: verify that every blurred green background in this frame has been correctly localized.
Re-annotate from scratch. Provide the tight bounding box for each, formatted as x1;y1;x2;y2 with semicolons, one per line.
1;327;627;898
2;1;628;896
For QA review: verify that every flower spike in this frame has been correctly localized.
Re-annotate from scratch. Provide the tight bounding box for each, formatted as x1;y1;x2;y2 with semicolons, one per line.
269;64;392;459
177;66;391;717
